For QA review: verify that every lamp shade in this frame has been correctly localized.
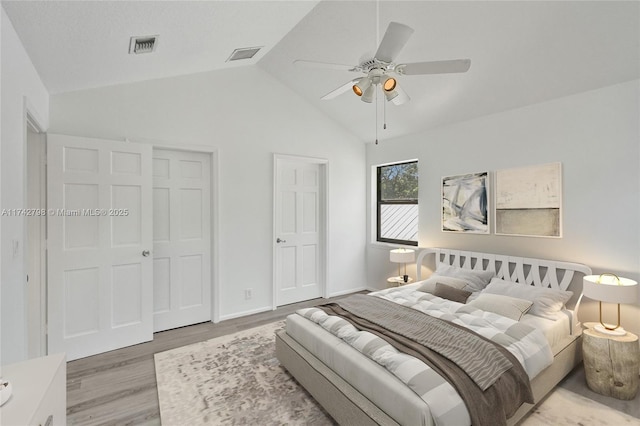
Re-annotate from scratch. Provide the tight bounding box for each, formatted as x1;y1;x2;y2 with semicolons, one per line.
352;77;372;97
384;88;399;102
361;85;375;103
390;248;415;264
382;77;397;92
583;274;638;304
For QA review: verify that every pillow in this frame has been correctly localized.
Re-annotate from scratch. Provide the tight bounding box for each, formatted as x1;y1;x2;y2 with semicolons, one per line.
468;293;533;321
432;283;472;304
417;276;468;293
432;264;495;292
482;277;573;320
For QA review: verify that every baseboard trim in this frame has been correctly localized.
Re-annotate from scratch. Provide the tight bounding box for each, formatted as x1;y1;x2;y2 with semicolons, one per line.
218;306;273;322
328;287;370;298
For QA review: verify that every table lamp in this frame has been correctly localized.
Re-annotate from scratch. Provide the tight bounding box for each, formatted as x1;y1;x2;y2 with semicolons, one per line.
582;273;638;336
390;248;415;283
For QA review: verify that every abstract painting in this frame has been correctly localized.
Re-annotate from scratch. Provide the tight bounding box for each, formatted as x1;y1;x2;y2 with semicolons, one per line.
495;162;562;237
442;172;489;233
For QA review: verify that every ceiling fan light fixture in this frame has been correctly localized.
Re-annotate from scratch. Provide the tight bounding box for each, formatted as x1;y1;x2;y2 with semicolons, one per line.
384;89;399;102
361;85;375;103
352;77;371;97
391;89;410;105
383;77;397;92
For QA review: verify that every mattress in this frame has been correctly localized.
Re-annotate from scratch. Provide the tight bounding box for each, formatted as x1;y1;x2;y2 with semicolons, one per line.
285;291;576;426
286;314;436;426
520;311;575;355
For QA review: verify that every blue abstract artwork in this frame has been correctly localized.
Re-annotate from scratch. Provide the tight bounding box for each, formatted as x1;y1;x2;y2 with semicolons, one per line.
442;172;489;233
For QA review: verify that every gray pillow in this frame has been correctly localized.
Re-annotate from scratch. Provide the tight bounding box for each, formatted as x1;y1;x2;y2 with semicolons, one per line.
468;293;533;321
433;283;472;304
432;264;495;292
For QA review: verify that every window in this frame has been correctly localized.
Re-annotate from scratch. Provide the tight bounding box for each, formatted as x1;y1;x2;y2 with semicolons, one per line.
377;161;418;245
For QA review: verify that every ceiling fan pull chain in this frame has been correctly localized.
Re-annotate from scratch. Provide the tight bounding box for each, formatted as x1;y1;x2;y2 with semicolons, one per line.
375;89;379;144
383;97;387;130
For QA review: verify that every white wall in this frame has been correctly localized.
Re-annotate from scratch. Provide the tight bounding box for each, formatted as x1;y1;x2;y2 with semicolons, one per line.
49;66;367;321
366;80;640;336
1;7;50;364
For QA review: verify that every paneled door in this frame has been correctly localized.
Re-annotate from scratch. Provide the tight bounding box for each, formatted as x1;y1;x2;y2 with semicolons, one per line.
274;156;326;306
152;149;211;332
47;134;153;361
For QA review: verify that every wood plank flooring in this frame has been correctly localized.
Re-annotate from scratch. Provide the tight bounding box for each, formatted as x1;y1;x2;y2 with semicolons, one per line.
67;294;361;425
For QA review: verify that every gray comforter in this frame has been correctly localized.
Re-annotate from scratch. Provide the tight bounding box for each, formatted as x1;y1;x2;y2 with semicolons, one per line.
318;294;534;426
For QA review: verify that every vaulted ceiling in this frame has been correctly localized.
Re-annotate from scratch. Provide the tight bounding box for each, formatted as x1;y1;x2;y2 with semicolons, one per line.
3;1;639;143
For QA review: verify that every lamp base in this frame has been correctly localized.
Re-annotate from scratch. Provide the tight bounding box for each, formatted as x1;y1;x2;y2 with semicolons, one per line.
593;324;627;336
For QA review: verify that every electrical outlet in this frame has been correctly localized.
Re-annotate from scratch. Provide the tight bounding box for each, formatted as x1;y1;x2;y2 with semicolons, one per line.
245;288;253;300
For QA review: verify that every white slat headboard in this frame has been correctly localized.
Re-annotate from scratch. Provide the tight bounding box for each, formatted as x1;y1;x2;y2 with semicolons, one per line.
416;248;592;291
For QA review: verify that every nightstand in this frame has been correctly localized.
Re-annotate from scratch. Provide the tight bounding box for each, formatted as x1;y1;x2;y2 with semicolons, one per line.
387;276;413;287
582;326;639;400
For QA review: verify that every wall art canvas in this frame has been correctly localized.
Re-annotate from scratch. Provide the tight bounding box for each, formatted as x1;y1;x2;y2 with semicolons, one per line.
495;162;562;237
442;172;489;233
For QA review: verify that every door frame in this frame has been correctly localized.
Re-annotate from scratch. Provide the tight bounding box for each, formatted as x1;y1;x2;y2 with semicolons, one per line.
272;154;329;309
23;98;48;358
132;138;220;323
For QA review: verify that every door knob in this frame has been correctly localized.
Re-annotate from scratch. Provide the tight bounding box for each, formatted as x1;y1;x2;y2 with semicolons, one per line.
142;250;150;257
276;238;286;243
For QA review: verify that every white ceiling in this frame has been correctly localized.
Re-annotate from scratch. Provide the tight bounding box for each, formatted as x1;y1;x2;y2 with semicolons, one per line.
3;1;639;143
259;1;640;142
1;0;319;94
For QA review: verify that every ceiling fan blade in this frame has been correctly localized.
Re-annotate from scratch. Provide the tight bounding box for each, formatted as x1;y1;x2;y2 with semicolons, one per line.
321;78;362;100
293;59;355;71
375;22;415;63
399;59;471;75
390;84;410;106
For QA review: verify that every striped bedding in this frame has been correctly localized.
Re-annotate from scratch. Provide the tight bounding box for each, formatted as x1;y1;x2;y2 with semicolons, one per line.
296;286;554;426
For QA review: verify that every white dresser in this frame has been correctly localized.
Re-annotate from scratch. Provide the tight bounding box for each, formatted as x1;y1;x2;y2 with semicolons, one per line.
1;353;66;426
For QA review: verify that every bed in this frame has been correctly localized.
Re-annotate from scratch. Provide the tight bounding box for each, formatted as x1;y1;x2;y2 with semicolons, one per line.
275;248;592;425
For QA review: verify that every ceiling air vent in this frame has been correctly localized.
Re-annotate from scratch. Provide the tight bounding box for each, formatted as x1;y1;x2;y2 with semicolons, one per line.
226;46;262;62
129;35;159;55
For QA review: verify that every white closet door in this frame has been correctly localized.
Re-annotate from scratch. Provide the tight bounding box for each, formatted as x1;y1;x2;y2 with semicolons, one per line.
274;157;324;306
47;134;153;361
152;149;211;332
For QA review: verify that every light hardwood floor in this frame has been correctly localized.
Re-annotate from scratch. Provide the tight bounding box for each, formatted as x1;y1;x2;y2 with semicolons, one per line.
67;293;361;425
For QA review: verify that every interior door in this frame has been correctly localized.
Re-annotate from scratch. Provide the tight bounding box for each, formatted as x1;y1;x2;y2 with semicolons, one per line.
274;157;325;306
47;134;153;361
152;149;211;332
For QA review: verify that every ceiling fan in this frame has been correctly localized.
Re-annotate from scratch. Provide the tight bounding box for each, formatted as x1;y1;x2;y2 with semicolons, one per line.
294;22;471;105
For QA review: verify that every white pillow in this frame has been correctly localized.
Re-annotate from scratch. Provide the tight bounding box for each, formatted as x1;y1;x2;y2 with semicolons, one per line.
482;277;573;320
467;293;533;321
431;264;495;292
417;276;469;293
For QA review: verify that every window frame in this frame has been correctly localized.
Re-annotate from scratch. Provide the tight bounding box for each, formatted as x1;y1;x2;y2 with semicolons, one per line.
376;160;418;246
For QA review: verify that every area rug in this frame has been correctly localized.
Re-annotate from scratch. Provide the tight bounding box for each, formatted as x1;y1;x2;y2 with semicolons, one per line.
522;387;640;425
154;321;334;425
155;321;639;425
